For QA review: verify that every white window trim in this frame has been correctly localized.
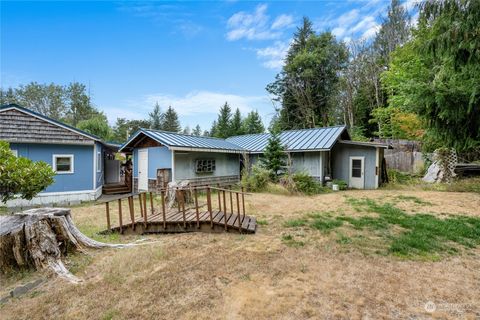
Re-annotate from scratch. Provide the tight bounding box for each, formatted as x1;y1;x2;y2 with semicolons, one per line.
52;154;74;174
11;149;18;157
97;151;102;173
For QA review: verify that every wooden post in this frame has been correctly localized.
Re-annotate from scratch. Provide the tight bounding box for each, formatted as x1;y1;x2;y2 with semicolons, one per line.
236;192;242;232
223;190;227;230
105;202;111;231
207;186;213;228
229;188;233;214
118;199;123;234
143;193;147;217
181;190;186;228
161;190;166;229
149;192;154;215
129;196;135;231
139;193;144;218
241;187;246;217
194;188;200;228
217;184;222;211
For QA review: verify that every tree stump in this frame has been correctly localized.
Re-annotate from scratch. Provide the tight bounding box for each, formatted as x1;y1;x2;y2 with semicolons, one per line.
0;208;127;283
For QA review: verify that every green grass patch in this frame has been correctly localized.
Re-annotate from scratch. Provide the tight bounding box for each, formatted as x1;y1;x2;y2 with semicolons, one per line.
281;234;305;248
286;197;480;259
395;195;432;205
257;219;269;226
283;218;308;228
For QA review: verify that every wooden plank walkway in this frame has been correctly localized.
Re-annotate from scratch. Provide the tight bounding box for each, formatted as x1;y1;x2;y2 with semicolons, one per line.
103;187;256;235
107;208;256;234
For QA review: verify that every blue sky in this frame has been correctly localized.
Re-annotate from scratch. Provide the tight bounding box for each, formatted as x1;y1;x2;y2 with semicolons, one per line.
1;0;415;131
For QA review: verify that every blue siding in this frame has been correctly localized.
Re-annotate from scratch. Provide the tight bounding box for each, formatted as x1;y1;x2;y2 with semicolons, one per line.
133;147;172;179
10;143;94;192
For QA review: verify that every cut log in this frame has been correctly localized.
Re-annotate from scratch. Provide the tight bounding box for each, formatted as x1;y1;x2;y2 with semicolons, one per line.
0;207;128;283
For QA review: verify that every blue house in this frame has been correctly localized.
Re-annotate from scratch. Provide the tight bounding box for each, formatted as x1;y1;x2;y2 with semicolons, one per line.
0;104;118;207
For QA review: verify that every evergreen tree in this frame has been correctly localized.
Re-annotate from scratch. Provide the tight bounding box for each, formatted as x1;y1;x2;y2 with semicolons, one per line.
192;124;202;136
230;108;244;136
214;102;232;138
242;111;265;134
182;125;191;135
65;82;97;126
260;131;286;181
162;106;181;132
77;113;111;140
209;120;218;137
149;102;164;130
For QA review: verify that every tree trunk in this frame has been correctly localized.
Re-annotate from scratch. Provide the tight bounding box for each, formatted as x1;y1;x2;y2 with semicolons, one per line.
0;208;127;283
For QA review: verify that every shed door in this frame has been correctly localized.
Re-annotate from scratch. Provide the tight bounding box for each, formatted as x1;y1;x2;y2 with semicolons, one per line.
138;149;148;191
349;156;365;189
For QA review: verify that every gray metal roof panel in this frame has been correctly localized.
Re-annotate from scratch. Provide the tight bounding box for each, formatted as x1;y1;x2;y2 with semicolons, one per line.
125;129;245;152
226;126;347;152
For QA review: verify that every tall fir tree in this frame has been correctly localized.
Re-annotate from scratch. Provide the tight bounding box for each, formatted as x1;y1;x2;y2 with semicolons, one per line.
149;102;164;130
230;108;244;136
214;102;232;138
162;106;181;132
242;111;265;134
261;131;286;181
192;124;202;136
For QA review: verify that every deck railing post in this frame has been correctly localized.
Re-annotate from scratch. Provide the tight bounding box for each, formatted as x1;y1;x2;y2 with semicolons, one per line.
161;189;166;229
118;199;123;234
229;187;234;214
143;193;147;217
105;202;111;231
217;183;222;211
149;192;154;215
223;190;227;231
194;188;200;228
181;190;186;228
139;193;144;218
236;192;242;232
129;196;135;231
241;186;246;217
207;186;213;228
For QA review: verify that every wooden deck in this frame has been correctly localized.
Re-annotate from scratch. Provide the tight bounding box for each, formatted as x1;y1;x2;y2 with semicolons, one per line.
108;208;256;234
103;187;256;235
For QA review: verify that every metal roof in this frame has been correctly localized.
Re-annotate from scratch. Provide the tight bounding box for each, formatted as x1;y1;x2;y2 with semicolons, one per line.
226;126;349;152
120;128;246;153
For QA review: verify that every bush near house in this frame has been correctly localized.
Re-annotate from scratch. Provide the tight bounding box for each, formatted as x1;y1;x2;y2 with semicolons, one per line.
0;141;55;203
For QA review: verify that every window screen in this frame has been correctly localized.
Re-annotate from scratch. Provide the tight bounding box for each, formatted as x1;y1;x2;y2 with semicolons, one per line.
195;159;215;173
352;159;362;178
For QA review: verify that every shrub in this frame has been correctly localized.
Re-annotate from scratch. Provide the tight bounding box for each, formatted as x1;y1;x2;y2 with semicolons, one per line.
241;165;271;192
282;171;325;195
0;141;55;203
332;179;347;190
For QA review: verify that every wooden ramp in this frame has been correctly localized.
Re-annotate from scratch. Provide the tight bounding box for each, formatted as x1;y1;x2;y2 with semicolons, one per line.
102;186;256;235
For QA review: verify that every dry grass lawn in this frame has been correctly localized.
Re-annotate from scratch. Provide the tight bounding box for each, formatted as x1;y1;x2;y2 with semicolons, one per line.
1;189;480;319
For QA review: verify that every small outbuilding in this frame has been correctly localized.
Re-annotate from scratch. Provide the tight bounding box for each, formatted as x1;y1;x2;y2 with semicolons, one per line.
119;129;244;192
122;125;390;192
0;104;119;206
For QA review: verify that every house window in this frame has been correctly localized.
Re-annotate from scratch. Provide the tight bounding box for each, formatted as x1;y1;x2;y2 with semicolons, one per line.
195;159;216;173
11;149;18;157
53;154;74;174
97;151;102;172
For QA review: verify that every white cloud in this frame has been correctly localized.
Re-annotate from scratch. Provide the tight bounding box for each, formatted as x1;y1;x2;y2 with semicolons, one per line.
271;14;294;30
143;91;270;116
226;4;294;41
255;40;291;69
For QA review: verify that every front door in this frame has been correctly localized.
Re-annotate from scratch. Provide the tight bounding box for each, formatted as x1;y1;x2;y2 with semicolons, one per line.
349;156;365;189
138;149;148;191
